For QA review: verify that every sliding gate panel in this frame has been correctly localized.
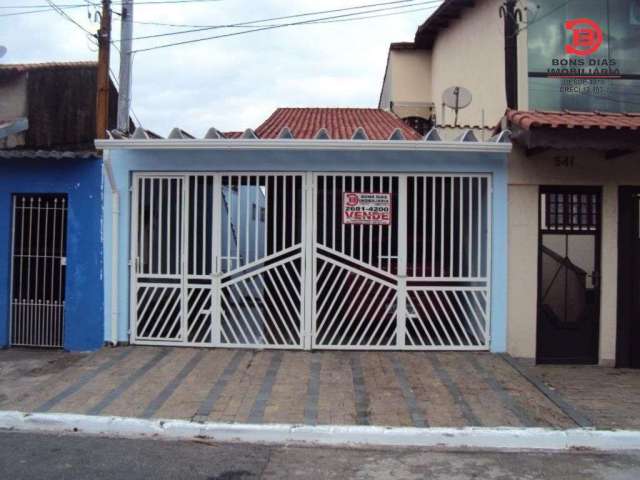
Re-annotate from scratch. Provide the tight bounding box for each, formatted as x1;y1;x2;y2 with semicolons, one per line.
313;175;400;348
312;174;491;351
405;175;491;349
131;173;305;348
219;175;304;348
132;175;187;343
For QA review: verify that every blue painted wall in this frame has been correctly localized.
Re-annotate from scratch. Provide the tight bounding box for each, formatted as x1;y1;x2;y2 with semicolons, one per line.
104;148;508;352
0;157;104;351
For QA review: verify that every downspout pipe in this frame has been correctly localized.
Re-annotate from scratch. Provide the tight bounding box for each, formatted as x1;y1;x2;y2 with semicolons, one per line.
103;149;120;346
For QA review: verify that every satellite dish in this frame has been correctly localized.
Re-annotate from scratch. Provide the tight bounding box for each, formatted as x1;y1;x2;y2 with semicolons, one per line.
0;46;6;59
442;86;472;127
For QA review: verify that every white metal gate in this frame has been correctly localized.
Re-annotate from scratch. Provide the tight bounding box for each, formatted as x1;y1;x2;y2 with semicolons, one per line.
312;174;491;350
10;194;68;348
131;172;491;350
130;173;305;348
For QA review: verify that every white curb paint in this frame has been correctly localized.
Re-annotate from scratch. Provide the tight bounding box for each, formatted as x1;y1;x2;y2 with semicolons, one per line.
1;411;639;451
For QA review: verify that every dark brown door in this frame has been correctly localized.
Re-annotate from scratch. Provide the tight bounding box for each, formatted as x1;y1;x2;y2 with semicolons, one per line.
537;187;601;364
617;187;640;369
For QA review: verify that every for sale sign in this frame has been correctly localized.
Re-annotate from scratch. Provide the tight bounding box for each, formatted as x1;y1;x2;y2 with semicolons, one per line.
343;192;392;225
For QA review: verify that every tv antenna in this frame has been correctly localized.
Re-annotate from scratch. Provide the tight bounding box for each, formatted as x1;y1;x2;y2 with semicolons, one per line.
442;86;472;127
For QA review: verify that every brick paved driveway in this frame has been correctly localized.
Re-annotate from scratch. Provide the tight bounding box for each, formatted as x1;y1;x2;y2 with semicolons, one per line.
0;347;635;429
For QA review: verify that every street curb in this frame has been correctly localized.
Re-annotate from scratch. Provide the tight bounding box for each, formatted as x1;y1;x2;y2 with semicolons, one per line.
1;411;639;451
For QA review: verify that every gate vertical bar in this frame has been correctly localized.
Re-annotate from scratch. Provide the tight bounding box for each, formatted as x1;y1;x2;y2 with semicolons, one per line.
303;172;314;350
397;175;408;348
485;176;493;345
130;176;140;343
180;175;190;342
8;195;17;345
212;175;222;346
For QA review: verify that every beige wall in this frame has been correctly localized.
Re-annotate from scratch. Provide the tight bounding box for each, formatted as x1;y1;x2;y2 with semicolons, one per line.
379;49;433;111
508;148;640;364
430;0;505;128
390;50;432;103
379;54;393;109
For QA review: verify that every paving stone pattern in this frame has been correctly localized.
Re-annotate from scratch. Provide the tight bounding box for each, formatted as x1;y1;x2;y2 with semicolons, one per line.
0;348;636;429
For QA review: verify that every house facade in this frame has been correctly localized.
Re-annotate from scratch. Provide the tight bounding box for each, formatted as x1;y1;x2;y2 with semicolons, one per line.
0;62;118;351
380;0;640;367
98;108;513;353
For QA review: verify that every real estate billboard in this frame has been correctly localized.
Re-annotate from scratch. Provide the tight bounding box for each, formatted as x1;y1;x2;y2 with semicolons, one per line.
528;0;640;112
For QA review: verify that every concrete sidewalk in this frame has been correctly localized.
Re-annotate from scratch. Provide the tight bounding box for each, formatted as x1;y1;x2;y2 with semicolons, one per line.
0;347;637;430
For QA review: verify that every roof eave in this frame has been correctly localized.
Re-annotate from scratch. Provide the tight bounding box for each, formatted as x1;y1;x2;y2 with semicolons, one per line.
95;138;511;154
414;0;476;49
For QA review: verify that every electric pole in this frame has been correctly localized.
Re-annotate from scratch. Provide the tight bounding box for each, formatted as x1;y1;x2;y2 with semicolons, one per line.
96;0;112;140
117;0;134;133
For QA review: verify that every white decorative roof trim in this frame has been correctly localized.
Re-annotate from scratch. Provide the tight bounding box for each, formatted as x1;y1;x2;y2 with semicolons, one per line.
351;127;369;140
388;128;406;141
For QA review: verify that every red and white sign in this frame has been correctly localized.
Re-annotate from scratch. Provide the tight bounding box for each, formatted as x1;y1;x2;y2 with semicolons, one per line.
564;18;603;56
343;192;392;225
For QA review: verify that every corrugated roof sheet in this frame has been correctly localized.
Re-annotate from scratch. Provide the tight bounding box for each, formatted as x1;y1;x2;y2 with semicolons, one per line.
506;109;640;131
0;150;98;160
0;61;98;72
255;108;422;140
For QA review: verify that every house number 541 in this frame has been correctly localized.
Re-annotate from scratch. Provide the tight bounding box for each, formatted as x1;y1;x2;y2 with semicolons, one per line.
555;156;575;167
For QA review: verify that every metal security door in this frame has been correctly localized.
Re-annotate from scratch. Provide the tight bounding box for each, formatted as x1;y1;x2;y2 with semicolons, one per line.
219;174;305;348
10;194;68;348
312;174;491;350
617;188;640;368
537;187;601;364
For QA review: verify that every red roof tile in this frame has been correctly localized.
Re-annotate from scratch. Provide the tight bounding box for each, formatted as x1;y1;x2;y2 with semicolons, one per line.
223;131;243;139
506;109;640;131
255;108;422;140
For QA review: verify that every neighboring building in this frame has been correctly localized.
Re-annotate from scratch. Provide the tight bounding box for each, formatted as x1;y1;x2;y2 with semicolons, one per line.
98;108;512;353
379;0;508;139
0;61;118;351
381;0;640;367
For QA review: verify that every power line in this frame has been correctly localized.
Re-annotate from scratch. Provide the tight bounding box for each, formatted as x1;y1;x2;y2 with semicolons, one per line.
0;0;223;8
122;0;440;45
0;0;224;18
307;5;438;25
113;0;428;29
112;6;437;42
45;0;98;39
0;8;52;18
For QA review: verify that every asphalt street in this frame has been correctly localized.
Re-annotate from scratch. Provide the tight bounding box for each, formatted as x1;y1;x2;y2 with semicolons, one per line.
0;431;639;479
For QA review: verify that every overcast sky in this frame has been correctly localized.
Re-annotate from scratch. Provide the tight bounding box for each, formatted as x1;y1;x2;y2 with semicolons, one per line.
1;0;441;134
